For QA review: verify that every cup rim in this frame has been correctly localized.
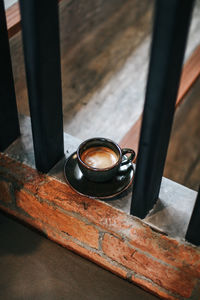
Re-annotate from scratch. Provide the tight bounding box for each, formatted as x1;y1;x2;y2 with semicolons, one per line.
77;137;122;171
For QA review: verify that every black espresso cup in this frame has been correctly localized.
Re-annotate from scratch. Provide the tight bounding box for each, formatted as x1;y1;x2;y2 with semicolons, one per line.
77;137;135;182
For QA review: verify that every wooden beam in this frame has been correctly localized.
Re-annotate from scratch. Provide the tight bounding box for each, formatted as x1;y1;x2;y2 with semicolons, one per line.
176;45;200;107
120;116;142;160
6;2;21;39
120;44;200;153
6;0;62;39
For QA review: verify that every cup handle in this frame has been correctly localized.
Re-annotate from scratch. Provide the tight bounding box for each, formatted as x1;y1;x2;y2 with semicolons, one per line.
121;148;135;165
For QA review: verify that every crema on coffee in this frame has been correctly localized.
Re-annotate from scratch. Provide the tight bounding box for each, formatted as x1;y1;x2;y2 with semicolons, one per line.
81;146;118;169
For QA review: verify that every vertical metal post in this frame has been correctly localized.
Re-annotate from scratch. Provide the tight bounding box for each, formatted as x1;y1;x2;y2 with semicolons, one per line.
131;0;195;218
19;0;64;172
0;0;20;151
185;187;200;246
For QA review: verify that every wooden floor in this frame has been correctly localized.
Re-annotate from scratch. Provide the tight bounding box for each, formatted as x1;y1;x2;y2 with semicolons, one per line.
0;211;158;300
8;0;200;191
164;78;200;192
10;0;200;142
10;0;153;142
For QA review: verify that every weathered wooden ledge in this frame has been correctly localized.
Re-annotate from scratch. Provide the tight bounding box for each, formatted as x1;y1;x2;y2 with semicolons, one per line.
0;115;199;300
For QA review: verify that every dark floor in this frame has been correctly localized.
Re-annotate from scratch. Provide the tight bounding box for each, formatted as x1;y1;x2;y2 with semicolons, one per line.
164;77;200;191
0;211;158;300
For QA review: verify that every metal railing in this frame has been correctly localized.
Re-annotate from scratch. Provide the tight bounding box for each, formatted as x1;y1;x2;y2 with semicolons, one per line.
131;0;195;218
0;0;199;245
19;0;64;172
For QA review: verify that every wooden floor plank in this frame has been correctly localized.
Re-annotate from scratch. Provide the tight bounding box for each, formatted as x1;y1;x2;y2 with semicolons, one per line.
6;2;20;38
119;116;142;159
176;44;200;107
163;78;200;191
11;0;153;140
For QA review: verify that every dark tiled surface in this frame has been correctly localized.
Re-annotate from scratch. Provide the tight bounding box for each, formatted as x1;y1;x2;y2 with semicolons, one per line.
0;212;158;300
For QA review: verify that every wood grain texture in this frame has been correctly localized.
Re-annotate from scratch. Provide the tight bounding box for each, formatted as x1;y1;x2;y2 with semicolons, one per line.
10;0;153;135
176;44;200;107
60;1;152;141
119;117;142;160
9;0;200;142
6;2;20;38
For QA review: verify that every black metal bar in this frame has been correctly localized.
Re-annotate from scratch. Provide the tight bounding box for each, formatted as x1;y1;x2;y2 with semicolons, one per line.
19;0;64;172
0;0;20;151
185;187;200;246
131;0;195;218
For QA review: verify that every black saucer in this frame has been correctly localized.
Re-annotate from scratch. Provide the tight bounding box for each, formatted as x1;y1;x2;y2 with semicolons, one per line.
64;152;134;199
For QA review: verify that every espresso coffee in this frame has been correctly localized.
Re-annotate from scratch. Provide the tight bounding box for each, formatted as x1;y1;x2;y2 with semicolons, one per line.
81;146;118;169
